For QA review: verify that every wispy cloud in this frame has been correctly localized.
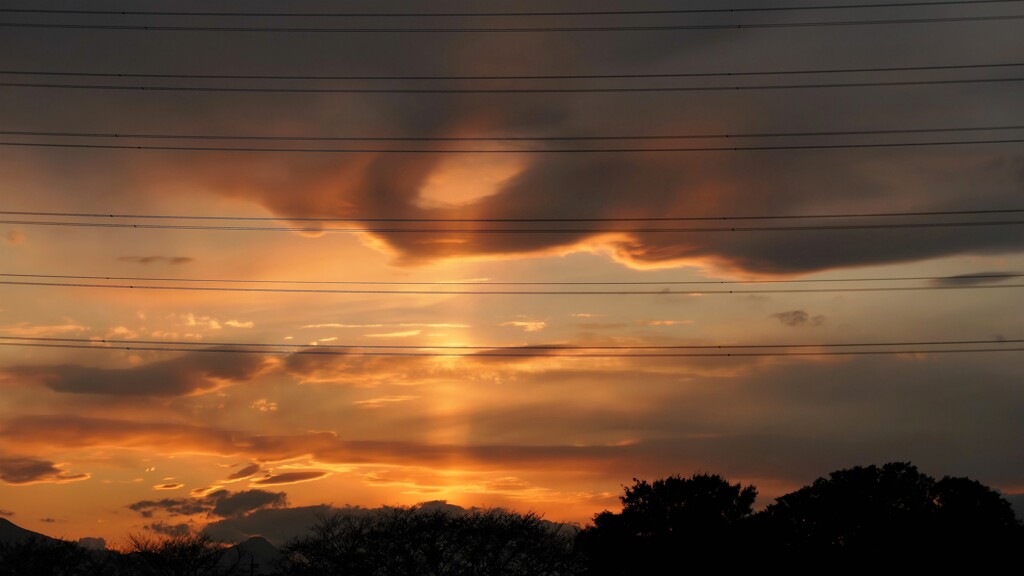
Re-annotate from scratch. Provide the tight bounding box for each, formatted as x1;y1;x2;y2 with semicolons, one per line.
223;464;261;483
250;471;330;486
500;321;547;332
304;323;469;329
353;395;420;409
638;320;694;326
0;321;89;337
224;320;254;329
117;256;194;265
365;330;422;338
251;399;278;412
771;310;825;327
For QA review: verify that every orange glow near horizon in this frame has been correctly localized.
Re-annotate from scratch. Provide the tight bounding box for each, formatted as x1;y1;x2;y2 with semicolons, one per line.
1;6;1023;547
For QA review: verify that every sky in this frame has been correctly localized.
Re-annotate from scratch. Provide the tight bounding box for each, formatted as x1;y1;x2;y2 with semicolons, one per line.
0;0;1022;546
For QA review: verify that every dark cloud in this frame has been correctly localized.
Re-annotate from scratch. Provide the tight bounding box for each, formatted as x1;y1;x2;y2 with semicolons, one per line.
117;256;195;265
0;413;628;473
39;518;57;523
202;505;333;547
7;351;1024;492
224;463;261;482
771;310;824;327
209;490;287;518
145;522;191;537
0;415;242;454
0;510;12;517
128;489;287;520
2;17;1019;275
0;455;88;485
929;271;1021;287
250;471;330;486
129;498;209;519
6;351;267;396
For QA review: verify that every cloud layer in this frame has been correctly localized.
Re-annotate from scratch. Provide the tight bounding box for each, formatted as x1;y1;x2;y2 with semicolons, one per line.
7;352;267;396
0;456;88;485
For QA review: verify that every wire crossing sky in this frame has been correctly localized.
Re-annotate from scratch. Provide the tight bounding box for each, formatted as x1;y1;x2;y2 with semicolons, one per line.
4;13;1024;32
0;0;1022;545
3;1;1021;17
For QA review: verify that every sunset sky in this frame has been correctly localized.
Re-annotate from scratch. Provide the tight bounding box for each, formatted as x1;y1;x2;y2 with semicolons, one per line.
1;1;1022;546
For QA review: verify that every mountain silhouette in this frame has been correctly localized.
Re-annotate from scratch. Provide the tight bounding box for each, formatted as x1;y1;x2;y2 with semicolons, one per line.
222;536;283;575
0;518;56;544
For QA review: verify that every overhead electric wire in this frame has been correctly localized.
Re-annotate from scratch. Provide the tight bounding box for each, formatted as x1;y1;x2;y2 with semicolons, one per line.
1;219;1021;234
3;61;1021;81
4;207;1020;223
3;138;1024;154
0;340;1020;358
2;272;1018;287
2;14;1023;33
3;335;1021;351
2;279;1022;295
1;1;1020;18
2;75;1023;94
3;124;1023;143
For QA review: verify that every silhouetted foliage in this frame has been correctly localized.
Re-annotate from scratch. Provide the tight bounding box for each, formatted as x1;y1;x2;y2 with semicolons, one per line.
576;473;757;574
283;503;578;576
0;537;111;576
116;533;241;576
759;462;1023;567
2;462;1020;575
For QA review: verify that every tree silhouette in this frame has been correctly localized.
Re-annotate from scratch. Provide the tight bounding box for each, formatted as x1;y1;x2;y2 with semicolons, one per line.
0;537;110;576
931;475;1022;553
116;532;242;576
576;473;757;575
284;503;578;576
759;462;1023;567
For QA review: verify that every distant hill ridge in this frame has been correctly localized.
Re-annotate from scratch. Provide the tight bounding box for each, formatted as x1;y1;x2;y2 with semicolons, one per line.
0;517;56;544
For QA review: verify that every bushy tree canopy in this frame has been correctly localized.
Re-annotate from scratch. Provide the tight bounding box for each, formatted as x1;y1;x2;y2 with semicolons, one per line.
577;473;757;574
284;503;578;576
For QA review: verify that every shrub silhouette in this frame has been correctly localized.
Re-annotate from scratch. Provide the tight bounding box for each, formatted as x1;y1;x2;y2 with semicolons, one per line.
116;532;242;576
2;462;1019;575
758;462;1023;567
0;537;110;576
283;503;578;576
576;473;757;575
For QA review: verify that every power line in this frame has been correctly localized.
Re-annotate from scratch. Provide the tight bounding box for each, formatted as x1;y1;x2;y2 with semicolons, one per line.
3;61;1021;81
3;138;1024;154
0;340;1019;358
3;272;1018;287
3;124;1022;143
3;76;1023;94
4;208;1020;223
3;336;1021;351
2;14;1022;32
1;1;1019;18
2;279;1021;296
1;219;1021;234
